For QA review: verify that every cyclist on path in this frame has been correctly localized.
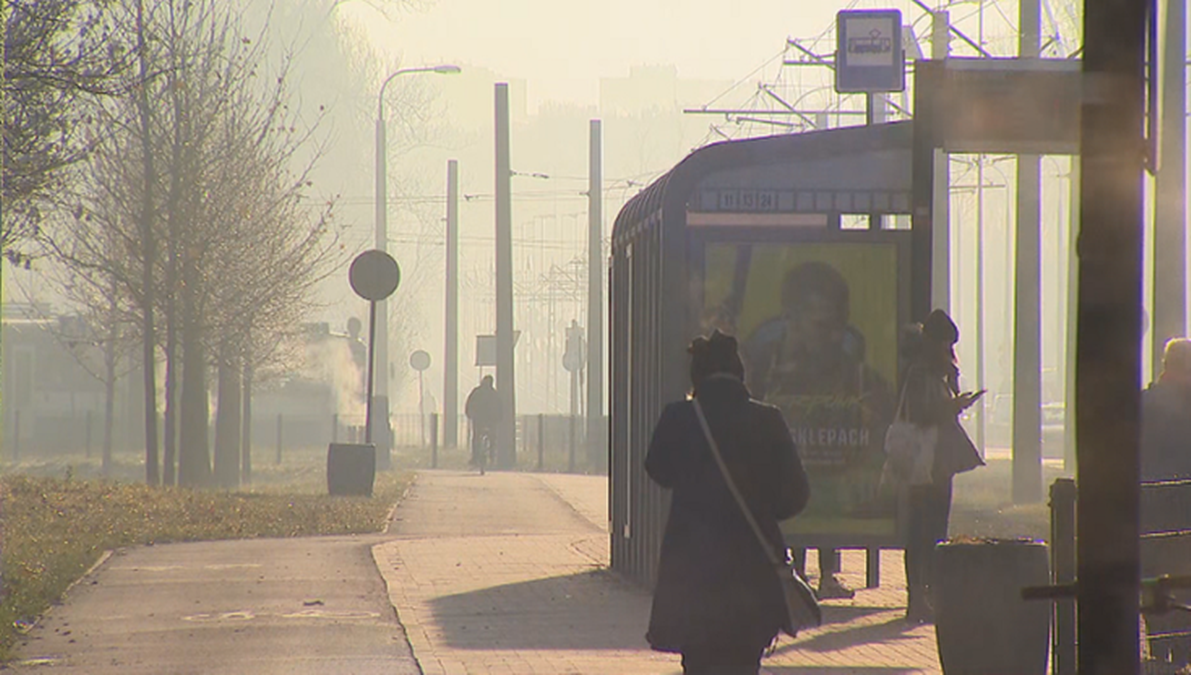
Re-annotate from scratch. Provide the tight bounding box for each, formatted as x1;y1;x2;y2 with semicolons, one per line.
465;375;502;467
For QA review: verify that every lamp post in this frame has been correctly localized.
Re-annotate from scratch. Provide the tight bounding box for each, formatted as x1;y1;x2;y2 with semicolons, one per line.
374;64;460;465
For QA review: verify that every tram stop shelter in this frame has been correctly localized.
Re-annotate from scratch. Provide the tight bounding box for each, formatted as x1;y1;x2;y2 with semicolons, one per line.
610;120;919;587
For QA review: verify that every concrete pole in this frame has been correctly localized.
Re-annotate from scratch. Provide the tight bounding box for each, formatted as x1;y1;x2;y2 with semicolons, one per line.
1064;161;1080;472
444;159;459;448
586;120;604;467
1013;0;1043;504
373;116;392;466
1077;0;1146;667
494;84;516;468
1153;0;1188;380
930;10;951;313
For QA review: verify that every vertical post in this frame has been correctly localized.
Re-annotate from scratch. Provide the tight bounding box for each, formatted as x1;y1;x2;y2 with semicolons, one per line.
1064;162;1080;473
332;413;339;443
85;410;93;459
537;413;545;471
494;83;516;469
374;113;392;468
1013;0;1043;505
13;409;20;462
430;412;439;469
568;413;576;473
365;299;378;445
930;10;951;314
1050;478;1077;675
1078;0;1146;669
1153;0;1188;379
445;159;460;448
242;358;252;485
275;413;283;465
586;120;604;469
418;369;426;447
975;157;987;454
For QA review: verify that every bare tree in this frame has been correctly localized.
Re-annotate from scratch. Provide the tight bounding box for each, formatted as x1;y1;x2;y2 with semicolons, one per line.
2;0;133;266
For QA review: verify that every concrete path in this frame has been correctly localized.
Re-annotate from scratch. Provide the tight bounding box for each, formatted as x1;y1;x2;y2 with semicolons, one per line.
375;470;943;675
8;469;943;674
8;536;420;675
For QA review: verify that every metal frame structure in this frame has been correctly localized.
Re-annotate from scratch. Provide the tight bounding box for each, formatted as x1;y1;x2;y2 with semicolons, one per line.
610;122;921;587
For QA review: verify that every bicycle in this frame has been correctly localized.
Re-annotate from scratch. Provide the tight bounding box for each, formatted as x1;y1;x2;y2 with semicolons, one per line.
473;427;495;475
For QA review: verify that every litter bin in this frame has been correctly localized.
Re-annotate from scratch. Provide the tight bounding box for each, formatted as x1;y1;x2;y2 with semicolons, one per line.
327;443;376;496
934;537;1050;675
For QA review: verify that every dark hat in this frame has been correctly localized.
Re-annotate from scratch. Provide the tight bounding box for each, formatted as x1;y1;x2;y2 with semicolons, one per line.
922;309;959;345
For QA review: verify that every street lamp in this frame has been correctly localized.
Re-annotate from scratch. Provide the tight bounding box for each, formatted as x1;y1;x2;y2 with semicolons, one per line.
373;64;460;466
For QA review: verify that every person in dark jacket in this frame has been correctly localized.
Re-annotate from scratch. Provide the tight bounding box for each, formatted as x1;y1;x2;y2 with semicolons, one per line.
465;376;501;466
646;331;810;674
1141;338;1191;481
899;310;985;624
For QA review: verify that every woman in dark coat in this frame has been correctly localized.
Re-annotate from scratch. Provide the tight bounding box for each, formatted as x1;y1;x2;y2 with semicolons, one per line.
900;310;985;623
645;331;810;674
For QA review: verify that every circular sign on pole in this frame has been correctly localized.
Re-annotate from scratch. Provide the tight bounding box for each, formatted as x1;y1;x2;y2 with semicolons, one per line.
349;250;401;301
410;350;431;372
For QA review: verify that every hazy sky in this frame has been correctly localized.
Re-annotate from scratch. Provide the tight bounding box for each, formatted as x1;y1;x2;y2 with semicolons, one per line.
343;0;859;109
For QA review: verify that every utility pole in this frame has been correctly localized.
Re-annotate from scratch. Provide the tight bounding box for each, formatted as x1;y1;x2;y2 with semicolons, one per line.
930;10;951;313
1153;0;1188;380
586;120;604;468
444;159;460;448
494;83;516;468
1077;0;1146;669
1013;0;1043;504
373;102;391;469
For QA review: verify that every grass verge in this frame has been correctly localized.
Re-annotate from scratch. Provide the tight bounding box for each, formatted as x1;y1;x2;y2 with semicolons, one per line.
0;470;412;661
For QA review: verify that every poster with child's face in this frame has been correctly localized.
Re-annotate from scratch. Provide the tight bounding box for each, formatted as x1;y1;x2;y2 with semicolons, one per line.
702;241;900;537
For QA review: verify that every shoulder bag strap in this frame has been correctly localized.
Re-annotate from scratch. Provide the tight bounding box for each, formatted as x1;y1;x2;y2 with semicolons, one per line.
692;398;782;568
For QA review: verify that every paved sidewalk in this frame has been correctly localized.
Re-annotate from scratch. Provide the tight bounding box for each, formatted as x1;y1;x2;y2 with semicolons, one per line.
374;470;942;675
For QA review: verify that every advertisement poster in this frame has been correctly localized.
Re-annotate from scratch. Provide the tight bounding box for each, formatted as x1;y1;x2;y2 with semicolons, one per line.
701;242;900;538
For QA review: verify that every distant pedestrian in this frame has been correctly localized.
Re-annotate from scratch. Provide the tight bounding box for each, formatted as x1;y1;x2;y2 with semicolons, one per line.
465;376;501;467
645;330;810;674
898;310;985;624
1141;337;1191;481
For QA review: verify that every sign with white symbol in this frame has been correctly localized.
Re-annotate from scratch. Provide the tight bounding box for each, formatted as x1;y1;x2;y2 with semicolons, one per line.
835;9;905;93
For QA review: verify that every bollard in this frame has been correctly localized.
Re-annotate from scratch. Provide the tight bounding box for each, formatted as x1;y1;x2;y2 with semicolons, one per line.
568;414;576;473
85;410;93;459
275;414;283;465
332;413;339;443
1050;478;1077;675
430;412;439;469
537;414;545;471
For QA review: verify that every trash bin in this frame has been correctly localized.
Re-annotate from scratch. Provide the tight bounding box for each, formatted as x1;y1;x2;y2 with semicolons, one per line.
327;443;376;496
934;537;1050;675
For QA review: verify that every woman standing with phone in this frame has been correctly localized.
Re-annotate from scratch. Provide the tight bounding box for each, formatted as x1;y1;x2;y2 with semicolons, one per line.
900;310;985;624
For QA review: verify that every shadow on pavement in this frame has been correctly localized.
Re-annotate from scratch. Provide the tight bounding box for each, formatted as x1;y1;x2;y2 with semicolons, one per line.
777;614;922;654
429;569;653;651
765;668;920;674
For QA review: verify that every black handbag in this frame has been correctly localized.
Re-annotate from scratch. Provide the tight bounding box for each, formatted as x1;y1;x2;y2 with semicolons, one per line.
692;398;822;637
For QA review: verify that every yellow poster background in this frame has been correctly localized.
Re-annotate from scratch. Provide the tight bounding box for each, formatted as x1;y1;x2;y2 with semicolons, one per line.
703;241;900;537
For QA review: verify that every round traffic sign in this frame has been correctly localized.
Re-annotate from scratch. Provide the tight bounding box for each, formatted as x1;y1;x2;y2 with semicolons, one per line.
349;250;400;301
409;350;431;372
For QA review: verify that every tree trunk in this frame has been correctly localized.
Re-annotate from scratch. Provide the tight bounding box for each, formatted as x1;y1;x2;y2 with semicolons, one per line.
163;299;178;485
213;344;241;489
241;349;253;485
134;0;159;485
102;325;116;477
177;265;211;487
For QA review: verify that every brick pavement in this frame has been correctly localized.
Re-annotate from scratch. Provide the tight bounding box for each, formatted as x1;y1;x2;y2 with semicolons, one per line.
373;470;942;675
